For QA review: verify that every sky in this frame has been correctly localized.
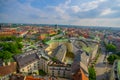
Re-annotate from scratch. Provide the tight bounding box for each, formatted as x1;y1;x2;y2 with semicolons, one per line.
0;0;120;27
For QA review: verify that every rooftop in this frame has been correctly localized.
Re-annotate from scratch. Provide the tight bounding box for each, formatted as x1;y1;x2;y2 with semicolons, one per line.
52;44;67;62
71;50;88;75
0;62;16;76
25;76;45;80
71;51;82;74
14;51;39;68
72;69;89;80
10;74;25;80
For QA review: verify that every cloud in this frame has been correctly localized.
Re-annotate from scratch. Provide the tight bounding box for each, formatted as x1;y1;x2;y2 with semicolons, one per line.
79;0;107;12
49;0;71;20
68;0;107;13
55;6;64;14
71;6;80;13
55;0;71;13
48;0;107;19
71;18;120;27
0;0;120;27
0;0;47;22
118;4;120;7
100;8;117;16
65;0;71;6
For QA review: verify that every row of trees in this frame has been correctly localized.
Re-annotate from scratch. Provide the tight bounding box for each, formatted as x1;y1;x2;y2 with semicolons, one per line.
0;36;22;42
105;43;120;64
88;66;96;80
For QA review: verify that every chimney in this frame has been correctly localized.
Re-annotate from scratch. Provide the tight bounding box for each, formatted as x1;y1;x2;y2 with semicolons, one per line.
2;62;5;66
7;62;11;66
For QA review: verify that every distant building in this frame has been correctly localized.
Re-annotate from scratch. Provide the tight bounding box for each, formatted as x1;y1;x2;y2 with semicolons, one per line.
17;31;28;37
0;25;11;29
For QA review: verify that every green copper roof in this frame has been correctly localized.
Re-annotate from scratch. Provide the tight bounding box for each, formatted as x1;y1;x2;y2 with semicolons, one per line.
46;39;68;44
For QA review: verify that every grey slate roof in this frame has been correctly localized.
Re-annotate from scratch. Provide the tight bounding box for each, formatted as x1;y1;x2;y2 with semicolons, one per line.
14;51;39;68
52;44;67;62
71;50;82;74
71;50;89;75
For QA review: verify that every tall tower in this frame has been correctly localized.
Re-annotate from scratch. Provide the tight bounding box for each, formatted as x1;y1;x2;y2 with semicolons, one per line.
0;24;1;30
55;24;58;29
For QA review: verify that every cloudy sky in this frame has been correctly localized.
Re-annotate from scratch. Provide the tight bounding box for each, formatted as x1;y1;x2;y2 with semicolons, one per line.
0;0;120;27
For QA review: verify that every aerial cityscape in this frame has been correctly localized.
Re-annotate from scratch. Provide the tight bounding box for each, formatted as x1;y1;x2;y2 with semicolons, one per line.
0;0;120;80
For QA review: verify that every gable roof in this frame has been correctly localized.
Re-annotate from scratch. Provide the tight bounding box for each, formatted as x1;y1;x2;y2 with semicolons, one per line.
71;50;88;75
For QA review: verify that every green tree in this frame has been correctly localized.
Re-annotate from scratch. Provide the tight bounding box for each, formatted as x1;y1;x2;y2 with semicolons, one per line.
8;42;17;53
89;67;96;80
2;43;11;51
17;42;23;49
116;52;120;57
0;36;23;55
0;51;4;59
107;54;120;64
106;44;116;52
16;37;23;42
0;36;23;62
39;69;47;76
3;51;13;60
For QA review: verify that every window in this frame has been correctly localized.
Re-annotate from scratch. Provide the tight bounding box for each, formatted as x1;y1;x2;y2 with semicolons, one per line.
63;71;65;77
28;69;30;72
58;70;60;75
59;68;61;70
27;66;29;69
52;70;54;76
65;68;67;70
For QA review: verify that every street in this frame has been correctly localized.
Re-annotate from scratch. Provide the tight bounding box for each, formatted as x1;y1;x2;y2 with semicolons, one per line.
95;45;112;80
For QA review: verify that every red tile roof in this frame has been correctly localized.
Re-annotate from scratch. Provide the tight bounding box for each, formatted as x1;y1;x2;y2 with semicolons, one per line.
0;62;17;76
25;76;45;80
72;69;89;80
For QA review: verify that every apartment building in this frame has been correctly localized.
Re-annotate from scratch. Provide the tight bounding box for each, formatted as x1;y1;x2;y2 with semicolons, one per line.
14;50;39;73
